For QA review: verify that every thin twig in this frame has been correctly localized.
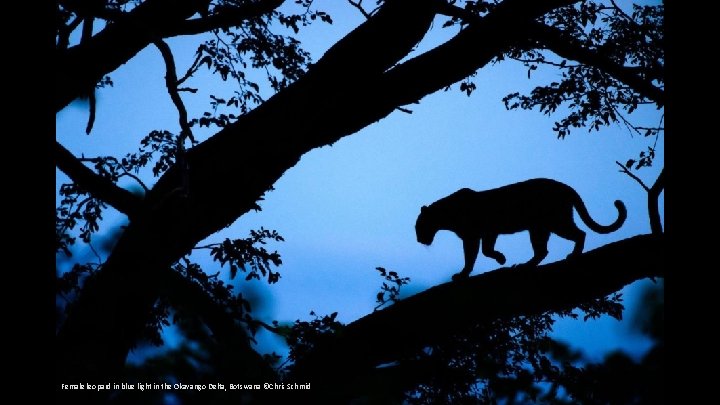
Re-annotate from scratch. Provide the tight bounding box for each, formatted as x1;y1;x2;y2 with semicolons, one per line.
213;30;245;89
117;172;150;193
510;57;578;69
88;241;104;265
153;39;194;144
612;101;637;136
347;0;371;19
194;243;220;250
615;161;650;192
177;51;204;86
154;39;195;196
634;126;664;132
651;114;664;150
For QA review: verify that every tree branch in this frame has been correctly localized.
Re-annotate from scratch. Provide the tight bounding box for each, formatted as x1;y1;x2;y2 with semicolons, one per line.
153;39;195;195
177;52;204;86
55;141;142;218
57;15;83;51
648;168;664;235
615;162;664;234
56;0;200;111
55;0;285;112
159;0;286;37
347;0;373;19
142;0;443;241
291;234;663;388
153;39;194;143
77;155;150;193
352;0;581;113
436;2;663;107
615;161;650;192
526;21;664;106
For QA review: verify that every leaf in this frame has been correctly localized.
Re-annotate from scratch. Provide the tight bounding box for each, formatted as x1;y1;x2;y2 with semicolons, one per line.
319;12;333;24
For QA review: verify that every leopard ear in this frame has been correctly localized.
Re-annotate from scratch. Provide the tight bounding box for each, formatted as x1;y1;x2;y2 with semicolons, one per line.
421;205;428;212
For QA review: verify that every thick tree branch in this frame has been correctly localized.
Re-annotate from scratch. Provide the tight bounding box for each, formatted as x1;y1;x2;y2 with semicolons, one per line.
57;16;83;51
291;234;664;389
55;0;285;112
346;0;581;116
526;21;664;106
58;0;126;21
648;168;664;235
56;0;200;112
615;162;664;234
159;0;286;37
55;141;142;218
143;0;443;244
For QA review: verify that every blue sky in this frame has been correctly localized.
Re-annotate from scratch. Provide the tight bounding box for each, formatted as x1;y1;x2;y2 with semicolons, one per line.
57;0;663;364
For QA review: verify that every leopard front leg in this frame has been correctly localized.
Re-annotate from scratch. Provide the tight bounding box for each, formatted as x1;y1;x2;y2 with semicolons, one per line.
452;238;481;281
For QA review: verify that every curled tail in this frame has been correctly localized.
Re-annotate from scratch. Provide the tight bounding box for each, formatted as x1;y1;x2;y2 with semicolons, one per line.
573;194;627;234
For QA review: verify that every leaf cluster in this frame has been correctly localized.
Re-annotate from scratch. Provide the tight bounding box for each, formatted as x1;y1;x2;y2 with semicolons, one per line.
374;266;411;310
405;293;625;404
207;227;285;283
281;311;344;369
502;1;663;139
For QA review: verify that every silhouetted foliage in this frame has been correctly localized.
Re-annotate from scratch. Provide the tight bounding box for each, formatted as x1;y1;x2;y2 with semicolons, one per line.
56;0;664;403
203;228;284;282
547;281;664;405
500;2;663;139
374;266;411;310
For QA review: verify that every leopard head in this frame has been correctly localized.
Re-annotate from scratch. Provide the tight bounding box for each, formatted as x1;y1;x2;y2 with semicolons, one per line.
415;205;439;246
